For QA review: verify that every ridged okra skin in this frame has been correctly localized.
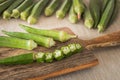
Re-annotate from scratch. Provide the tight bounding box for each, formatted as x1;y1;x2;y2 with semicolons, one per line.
11;0;33;18
20;24;76;42
2;30;55;48
73;0;85;19
0;53;34;65
0;36;37;50
56;0;72;19
69;5;78;24
27;0;49;24
0;0;15;14
45;0;60;16
3;0;24;19
98;0;115;32
89;0;101;28
20;4;35;21
84;8;94;29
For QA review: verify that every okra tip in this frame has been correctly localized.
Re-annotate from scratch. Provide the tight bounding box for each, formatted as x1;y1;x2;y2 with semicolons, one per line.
98;25;105;32
47;38;56;48
69;15;78;24
3;11;11;20
84;19;94;29
45;8;53;16
11;9;20;18
20;12;28;21
56;11;65;19
27;16;37;24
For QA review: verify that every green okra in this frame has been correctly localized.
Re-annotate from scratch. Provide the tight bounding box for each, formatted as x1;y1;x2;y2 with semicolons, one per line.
84;8;94;29
0;36;37;50
98;0;115;32
11;0;33;18
45;52;54;63
27;0;49;24
20;3;35;21
0;0;15;14
68;5;78;24
54;50;64;60
45;0;60;16
3;0;24;19
61;46;71;57
89;0;101;28
68;44;77;53
102;0;109;12
73;0;85;19
20;24;76;42
35;52;45;63
56;0;72;19
0;0;7;4
75;43;82;52
0;53;34;65
2;30;55;48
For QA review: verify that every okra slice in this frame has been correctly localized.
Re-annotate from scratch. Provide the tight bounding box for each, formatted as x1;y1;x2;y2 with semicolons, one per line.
54;50;64;61
75;43;83;52
35;52;45;63
68;44;77;53
45;53;53;63
61;46;71;57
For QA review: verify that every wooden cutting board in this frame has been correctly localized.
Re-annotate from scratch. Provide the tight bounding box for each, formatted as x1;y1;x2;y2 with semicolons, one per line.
0;27;99;80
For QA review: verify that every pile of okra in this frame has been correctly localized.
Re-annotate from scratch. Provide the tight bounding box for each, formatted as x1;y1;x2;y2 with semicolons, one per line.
0;0;119;32
0;24;83;64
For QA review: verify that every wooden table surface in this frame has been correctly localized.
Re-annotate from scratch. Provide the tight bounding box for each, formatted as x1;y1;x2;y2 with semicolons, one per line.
0;0;120;80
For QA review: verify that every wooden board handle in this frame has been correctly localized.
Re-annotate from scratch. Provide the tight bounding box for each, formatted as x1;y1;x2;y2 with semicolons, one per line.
85;30;120;50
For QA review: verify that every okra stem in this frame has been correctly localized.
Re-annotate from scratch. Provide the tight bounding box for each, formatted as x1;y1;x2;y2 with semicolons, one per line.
0;36;37;50
20;24;77;42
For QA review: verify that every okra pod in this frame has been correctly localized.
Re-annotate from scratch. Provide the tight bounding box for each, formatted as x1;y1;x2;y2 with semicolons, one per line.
0;53;34;65
61;46;71;57
45;52;54;63
2;31;55;48
89;0;101;28
0;0;7;4
53;50;64;60
11;0;33;18
27;0;49;24
73;0;85;19
35;52;45;63
0;36;37;50
56;0;72;19
0;0;15;14
102;0;109;12
3;0;24;19
84;8;94;29
20;4;34;21
45;0;60;16
68;5;78;24
98;0;115;32
20;24;76;42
